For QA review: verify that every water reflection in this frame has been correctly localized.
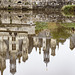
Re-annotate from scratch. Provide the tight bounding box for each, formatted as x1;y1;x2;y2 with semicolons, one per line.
0;10;75;24
0;10;75;75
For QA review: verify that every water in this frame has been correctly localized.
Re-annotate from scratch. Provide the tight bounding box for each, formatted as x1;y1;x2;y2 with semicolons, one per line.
0;10;75;75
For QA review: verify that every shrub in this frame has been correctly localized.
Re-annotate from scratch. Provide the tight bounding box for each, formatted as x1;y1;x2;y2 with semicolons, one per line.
61;5;75;12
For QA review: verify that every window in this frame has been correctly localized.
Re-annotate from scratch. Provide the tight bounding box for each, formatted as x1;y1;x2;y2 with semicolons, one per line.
12;44;16;50
9;32;12;35
12;37;16;41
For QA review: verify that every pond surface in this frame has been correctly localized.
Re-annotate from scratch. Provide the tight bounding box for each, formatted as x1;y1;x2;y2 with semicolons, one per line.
0;10;75;75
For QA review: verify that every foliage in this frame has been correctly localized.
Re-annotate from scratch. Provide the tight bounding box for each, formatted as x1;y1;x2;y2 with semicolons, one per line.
62;11;75;17
51;27;71;39
61;5;75;15
35;22;48;33
35;22;71;39
35;22;59;30
61;23;75;28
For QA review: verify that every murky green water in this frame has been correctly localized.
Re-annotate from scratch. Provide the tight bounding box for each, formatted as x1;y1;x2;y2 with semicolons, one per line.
0;10;75;75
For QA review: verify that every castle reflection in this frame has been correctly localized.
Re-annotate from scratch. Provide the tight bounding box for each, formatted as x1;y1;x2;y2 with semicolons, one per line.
0;27;75;75
0;10;75;75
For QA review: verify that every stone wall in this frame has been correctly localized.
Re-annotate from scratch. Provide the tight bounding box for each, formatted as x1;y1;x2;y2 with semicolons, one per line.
0;10;75;24
0;0;75;9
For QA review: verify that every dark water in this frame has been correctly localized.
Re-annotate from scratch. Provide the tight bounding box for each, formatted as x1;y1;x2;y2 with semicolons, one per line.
0;10;75;75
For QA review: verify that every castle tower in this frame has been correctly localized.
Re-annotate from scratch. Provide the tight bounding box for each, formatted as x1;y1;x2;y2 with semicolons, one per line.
51;39;56;56
9;32;19;53
43;39;50;67
0;40;7;53
17;52;22;63
70;34;75;50
0;55;6;75
38;39;42;54
33;37;39;51
10;53;17;75
43;38;46;51
28;36;33;54
22;37;29;62
43;46;50;67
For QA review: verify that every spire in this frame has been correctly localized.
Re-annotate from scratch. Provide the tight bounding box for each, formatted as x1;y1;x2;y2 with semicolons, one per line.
35;46;37;51
39;47;41;54
12;73;14;75
18;57;21;63
1;70;3;75
46;63;48;67
46;63;48;71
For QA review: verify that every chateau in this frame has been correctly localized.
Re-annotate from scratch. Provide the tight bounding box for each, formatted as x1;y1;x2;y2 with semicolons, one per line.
0;0;75;9
0;26;74;75
0;11;75;74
